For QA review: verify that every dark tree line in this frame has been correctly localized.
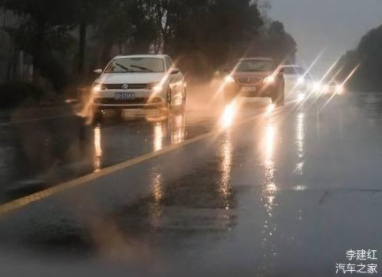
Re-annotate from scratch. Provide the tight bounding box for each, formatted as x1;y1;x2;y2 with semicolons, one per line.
0;0;297;91
336;25;382;92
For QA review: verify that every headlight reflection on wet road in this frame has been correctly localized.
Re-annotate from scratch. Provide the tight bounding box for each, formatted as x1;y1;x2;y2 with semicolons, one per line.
221;102;236;129
263;121;278;217
219;132;233;209
150;169;164;229
260;119;279;262
93;125;103;172
170;113;186;145
266;104;276;115
153;123;165;152
265;123;276;172
263;119;279;214
296;112;305;162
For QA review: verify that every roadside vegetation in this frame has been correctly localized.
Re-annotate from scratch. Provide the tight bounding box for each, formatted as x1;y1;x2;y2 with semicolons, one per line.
0;0;297;110
337;25;382;92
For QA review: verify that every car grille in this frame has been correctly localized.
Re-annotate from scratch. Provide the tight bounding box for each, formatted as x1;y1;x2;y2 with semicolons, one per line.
103;84;149;90
95;97;162;105
236;77;262;85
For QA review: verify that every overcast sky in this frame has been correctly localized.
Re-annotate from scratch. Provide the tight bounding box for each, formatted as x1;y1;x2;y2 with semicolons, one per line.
268;0;382;74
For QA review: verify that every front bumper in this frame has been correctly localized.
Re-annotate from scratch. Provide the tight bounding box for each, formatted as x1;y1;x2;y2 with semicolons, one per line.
224;83;276;99
93;89;166;110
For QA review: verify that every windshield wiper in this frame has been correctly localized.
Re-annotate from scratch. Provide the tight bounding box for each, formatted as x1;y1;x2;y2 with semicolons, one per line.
130;65;154;72
115;63;136;72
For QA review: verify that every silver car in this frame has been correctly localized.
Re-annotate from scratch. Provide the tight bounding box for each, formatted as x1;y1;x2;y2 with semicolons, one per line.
92;55;187;117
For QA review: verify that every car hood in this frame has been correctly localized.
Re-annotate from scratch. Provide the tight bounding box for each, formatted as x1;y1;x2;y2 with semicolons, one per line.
96;73;166;84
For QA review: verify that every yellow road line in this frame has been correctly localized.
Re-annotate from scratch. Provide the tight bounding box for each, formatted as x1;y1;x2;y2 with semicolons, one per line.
0;106;279;217
0;131;215;217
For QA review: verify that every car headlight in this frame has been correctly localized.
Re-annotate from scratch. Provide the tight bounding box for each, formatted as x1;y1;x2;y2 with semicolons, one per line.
92;83;102;93
336;84;344;93
264;76;275;84
153;85;163;92
225;76;235;83
313;82;322;91
298;93;306;101
297;77;305;85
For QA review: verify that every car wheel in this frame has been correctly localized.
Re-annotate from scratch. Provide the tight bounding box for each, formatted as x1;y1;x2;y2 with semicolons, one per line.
93;108;103;124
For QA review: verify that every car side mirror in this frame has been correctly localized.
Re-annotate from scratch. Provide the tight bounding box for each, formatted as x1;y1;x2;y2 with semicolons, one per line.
94;69;103;74
171;68;180;75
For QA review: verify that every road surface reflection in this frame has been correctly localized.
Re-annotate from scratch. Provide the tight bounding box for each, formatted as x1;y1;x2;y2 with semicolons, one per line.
92;113;187;173
258;114;279;274
93;126;103;172
219;132;233;210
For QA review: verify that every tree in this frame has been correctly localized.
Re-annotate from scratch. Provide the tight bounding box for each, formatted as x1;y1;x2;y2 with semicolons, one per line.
73;0;106;74
248;21;297;65
158;0;264;80
93;0;135;67
337;25;382;92
0;0;298;88
1;0;75;88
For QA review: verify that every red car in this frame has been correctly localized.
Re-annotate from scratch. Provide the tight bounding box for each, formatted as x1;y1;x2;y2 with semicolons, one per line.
223;58;285;106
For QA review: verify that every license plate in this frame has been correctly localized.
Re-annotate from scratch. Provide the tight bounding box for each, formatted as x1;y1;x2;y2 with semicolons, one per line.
115;92;135;100
243;86;257;92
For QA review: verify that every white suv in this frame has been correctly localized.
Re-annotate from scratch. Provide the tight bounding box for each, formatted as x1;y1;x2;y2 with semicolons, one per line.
92;55;186;116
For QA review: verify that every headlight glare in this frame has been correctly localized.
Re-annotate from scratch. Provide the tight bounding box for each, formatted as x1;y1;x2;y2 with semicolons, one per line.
92;84;102;93
153;85;163;92
313;82;322;91
225;76;235;83
264;76;275;84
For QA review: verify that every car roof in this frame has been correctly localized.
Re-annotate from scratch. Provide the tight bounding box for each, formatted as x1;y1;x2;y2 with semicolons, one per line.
114;54;169;59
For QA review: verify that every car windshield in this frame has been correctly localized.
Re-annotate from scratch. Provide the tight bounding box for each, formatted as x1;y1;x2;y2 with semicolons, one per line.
236;60;273;72
282;66;304;75
104;57;165;73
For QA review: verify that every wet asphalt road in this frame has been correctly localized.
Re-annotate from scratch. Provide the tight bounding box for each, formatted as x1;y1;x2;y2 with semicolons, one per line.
0;107;216;203
0;92;382;276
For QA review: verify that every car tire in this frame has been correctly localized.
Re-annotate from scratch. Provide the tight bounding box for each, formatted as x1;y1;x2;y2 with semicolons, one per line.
93;108;103;124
